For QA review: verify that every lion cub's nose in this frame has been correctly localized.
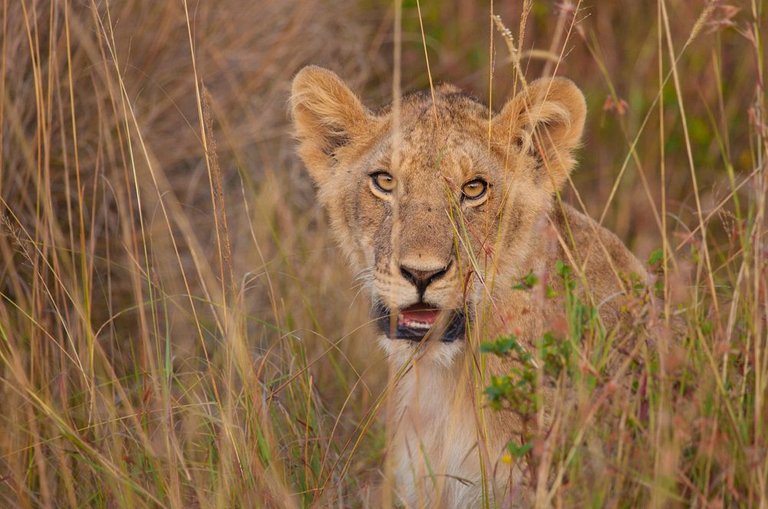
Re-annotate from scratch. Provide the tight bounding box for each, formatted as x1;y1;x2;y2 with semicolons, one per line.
400;263;450;296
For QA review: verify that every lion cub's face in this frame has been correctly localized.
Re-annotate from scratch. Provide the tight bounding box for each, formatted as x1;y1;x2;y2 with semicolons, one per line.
291;66;585;362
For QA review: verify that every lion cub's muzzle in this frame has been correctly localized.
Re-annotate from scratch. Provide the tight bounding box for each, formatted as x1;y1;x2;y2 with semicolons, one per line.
373;260;467;342
373;302;467;342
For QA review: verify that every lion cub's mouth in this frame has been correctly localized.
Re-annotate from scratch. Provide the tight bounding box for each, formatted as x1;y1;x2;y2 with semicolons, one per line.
373;302;466;342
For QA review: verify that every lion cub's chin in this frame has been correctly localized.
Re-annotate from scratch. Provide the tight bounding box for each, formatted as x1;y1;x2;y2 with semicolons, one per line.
376;334;465;368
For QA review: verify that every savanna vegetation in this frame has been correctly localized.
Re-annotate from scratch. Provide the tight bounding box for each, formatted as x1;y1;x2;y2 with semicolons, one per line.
1;0;766;507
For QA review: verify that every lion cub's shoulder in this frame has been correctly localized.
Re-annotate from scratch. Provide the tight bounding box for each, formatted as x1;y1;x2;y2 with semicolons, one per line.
551;203;649;298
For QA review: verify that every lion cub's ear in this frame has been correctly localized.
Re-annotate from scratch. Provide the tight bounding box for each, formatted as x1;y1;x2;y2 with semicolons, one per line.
493;78;586;192
290;66;372;185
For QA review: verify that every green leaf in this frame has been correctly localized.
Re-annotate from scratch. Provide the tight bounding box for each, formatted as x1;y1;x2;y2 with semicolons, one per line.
648;248;664;266
545;285;558;299
512;271;539;290
507;441;533;458
480;335;519;356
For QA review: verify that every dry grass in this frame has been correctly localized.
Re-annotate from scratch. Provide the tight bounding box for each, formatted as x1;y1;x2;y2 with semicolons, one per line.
0;0;766;507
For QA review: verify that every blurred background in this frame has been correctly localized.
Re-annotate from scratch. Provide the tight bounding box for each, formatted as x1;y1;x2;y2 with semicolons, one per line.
1;0;764;507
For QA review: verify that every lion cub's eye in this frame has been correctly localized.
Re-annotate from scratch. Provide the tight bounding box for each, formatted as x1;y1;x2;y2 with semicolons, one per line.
370;171;396;194
461;178;488;201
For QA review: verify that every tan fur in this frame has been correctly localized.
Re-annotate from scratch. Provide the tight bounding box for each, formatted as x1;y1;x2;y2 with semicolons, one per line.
291;66;649;508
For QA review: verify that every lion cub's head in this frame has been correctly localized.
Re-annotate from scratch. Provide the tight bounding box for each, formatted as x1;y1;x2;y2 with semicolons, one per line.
291;66;585;362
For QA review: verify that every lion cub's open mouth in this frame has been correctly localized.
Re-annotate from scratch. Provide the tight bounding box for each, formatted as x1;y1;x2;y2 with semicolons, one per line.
373;302;466;342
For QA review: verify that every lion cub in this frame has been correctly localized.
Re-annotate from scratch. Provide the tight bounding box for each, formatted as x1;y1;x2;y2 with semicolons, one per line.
291;66;649;508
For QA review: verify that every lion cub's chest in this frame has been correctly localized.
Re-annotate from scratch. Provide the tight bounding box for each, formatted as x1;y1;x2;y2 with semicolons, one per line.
389;359;508;508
